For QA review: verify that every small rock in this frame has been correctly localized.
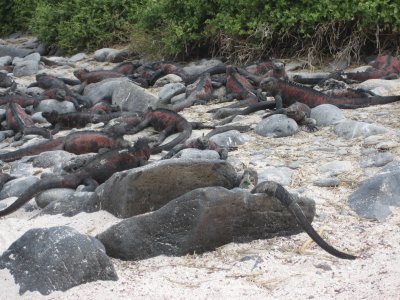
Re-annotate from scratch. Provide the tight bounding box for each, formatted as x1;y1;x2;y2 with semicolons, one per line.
158;83;186;103
212;86;227;99
153;74;183;87
310;104;346;126
335;120;388;139
93;48;115;62
13;60;39;77
172;149;220;160
288;161;302;169
32;150;76;169
42;191;94;216
0;56;12;66
0;176;40;200
112;80;158;113
31;112;49;124
376;141;398;151
319;160;352;176
35;188;76;208
255;114;298;137
93;48;128;63
313;178;341;187
68;53;86;63
363;135;385;146
357;79;400;96
314;263;332;271
209;130;249;148
258;166;293;186
360;152;394;168
35;99;76;114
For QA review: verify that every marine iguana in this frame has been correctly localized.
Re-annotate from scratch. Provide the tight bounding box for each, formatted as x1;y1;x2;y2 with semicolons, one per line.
0;72;14;88
252;181;356;260
161;135;228;159
126;108;192;154
168;72;213;112
0;94;39;107
162;124;251;160
42;110;122;134
73;68;125;84
245;60;274;75
0;138;150;217
369;53;400;73
112;61;142;76
263;102;317;131
160;62;227;85
29;74;91;108
225;66;258;101
210;101;276;125
101;113;143;136
341;53;400;82
260;77;400;109
238;61;288;86
0;130;127;162
6;102;52;139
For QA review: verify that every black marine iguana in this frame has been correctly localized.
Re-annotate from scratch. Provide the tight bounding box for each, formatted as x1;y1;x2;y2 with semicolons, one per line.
0;138;150;217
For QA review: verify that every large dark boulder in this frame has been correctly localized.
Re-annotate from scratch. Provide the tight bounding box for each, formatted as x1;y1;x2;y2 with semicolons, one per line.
97;186;315;260
0;226;117;295
84;159;238;218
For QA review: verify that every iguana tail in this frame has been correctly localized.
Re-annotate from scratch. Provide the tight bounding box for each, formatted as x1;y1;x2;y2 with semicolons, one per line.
0;175;81;217
253;181;357;260
0;138;64;162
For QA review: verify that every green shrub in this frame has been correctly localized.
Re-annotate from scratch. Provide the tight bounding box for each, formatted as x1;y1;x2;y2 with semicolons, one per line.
0;0;38;35
30;0;140;52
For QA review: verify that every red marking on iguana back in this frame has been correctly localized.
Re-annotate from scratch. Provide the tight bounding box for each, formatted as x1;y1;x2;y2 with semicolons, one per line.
261;77;400;108
73;69;124;84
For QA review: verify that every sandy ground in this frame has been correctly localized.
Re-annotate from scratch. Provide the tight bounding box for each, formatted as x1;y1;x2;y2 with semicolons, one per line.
0;46;400;299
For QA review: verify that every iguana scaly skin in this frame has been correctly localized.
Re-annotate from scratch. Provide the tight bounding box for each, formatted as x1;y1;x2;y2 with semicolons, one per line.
6;103;51;139
73;69;125;84
0;130;127;162
0;94;39;107
0;139;150;217
260;77;400;109
169;72;213;112
127;108;192;154
42;110;122;134
29;74;91;108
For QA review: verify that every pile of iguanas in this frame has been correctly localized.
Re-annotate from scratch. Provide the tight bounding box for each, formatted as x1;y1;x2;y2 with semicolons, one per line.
2;52;400;260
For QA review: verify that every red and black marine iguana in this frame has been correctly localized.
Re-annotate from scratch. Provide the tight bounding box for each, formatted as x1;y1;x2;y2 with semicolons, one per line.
0;138;150;217
125;108;193;154
260;77;400;109
0;130;127;162
42;110;123;134
6;102;52;139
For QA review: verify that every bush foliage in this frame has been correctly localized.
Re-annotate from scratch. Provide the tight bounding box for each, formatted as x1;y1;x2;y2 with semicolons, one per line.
1;0;399;62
